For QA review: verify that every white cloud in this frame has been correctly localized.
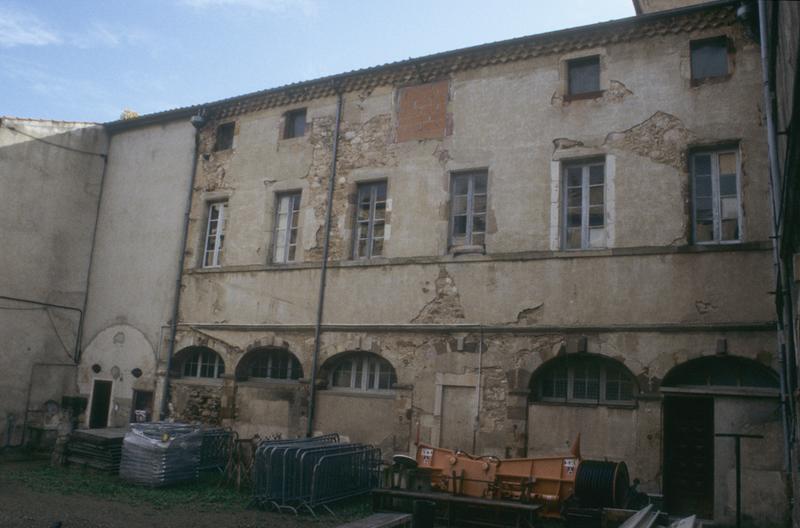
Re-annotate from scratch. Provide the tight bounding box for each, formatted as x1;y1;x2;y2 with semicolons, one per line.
179;0;317;16
0;7;61;48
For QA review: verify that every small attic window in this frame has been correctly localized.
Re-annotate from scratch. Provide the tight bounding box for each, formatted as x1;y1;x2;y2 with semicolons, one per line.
284;108;306;139
214;122;235;151
568;56;601;97
691;37;729;82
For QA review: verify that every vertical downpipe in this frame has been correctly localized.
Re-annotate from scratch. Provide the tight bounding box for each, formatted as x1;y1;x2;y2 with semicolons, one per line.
758;0;793;475
307;90;344;438
472;325;484;453
160;113;204;420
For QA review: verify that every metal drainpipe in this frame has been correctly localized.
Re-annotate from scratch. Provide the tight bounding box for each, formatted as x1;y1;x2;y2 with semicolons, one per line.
159;112;205;420
472;325;484;453
758;0;795;481
75;148;109;364
306;90;344;438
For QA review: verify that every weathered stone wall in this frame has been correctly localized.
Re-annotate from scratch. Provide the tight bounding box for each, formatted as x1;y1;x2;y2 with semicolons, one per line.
169;380;223;425
166;11;785;525
0;117;107;445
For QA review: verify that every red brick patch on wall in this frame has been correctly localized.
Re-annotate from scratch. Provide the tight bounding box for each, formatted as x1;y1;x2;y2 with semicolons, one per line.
396;80;449;142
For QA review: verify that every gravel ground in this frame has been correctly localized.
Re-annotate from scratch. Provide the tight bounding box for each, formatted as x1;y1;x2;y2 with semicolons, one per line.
0;459;349;528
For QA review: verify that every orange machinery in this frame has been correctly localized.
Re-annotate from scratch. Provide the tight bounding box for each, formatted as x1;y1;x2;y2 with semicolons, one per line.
414;435;628;518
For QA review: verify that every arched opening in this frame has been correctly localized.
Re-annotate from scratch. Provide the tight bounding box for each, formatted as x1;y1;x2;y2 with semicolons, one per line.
322;352;397;392
662;355;779;390
529;353;638;405
173;346;225;379
660;355;780;519
236;347;303;382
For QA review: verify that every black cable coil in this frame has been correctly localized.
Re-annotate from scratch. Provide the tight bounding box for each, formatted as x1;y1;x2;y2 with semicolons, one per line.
574;460;630;508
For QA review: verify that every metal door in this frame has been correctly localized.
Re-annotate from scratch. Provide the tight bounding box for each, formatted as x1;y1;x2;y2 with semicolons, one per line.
663;396;714;518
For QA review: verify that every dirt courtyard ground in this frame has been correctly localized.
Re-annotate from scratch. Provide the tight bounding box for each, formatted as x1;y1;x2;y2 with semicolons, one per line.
0;456;359;528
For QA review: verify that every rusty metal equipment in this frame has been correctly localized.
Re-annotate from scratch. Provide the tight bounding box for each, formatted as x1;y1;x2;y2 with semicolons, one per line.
412;434;629;518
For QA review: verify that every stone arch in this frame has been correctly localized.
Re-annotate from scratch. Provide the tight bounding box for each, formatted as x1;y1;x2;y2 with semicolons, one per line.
235;346;303;381
172;345;226;379
662;355;779;390
320;351;397;392
529;352;639;404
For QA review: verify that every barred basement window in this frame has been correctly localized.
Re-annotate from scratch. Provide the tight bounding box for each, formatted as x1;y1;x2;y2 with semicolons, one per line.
354;181;387;259
182;348;225;379
450;171;487;249
284;108;306;139
533;355;635;405
214;122;235;151
248;349;302;380
563;159;605;250
273;192;301;263
329;353;397;392
691;149;740;243
203;202;226;267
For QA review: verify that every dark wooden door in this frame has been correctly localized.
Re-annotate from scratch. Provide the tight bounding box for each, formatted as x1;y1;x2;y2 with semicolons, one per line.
89;380;112;428
663;396;714;518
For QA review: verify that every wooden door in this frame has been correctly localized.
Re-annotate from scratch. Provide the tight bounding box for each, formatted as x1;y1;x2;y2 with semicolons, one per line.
89;380;112;429
663;396;714;518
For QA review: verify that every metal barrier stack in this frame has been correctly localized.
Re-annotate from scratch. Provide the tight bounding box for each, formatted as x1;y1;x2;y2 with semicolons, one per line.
119;423;234;487
252;434;381;516
120;423;203;487
199;426;233;471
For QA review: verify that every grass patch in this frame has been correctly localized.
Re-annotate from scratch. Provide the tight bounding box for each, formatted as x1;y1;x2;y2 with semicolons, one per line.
6;462;250;512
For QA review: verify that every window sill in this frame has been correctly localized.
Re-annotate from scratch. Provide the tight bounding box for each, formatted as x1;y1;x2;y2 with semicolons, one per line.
237;378;303;387
692;239;742;246
563;90;605;102
170;377;224;387
321;389;396;399
690;73;732;87
450;245;485;256
530;399;637;410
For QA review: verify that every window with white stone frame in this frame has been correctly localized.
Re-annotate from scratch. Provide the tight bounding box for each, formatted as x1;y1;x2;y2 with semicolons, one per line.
353;181;387;259
203;201;226;267
563;159;605;249
182;348;225;379
534;355;636;405
329;353;397;392
691;149;741;243
273;192;301;263
449;170;487;250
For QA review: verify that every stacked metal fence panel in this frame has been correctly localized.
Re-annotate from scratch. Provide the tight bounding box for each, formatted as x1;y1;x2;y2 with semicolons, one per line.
252;434;381;515
199;427;233;471
65;428;126;472
119;423;203;487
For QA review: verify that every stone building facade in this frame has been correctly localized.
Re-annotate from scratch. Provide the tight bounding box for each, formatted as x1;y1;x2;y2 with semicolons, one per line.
158;3;783;524
0;1;793;526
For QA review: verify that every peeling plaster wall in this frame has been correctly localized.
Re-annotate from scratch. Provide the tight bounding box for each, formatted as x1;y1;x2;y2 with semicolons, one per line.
166;18;785;523
79;119;195;425
0;117;107;444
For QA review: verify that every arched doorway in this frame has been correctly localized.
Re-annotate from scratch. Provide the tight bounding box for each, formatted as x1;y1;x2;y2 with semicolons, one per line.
660;356;779;519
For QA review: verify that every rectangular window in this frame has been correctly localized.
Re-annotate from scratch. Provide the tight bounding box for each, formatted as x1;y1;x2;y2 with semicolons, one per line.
568;56;600;96
203;202;226;267
354;181;387;259
273;192;301;263
214;122;235;151
450;171;488;249
692;149;740;243
284;108;306;139
691;37;729;81
563;160;605;250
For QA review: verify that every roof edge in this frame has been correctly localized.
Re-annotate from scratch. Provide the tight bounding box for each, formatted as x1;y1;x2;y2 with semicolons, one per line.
104;0;739;134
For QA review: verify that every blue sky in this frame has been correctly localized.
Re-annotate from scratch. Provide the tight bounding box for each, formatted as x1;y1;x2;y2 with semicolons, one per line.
1;0;634;123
